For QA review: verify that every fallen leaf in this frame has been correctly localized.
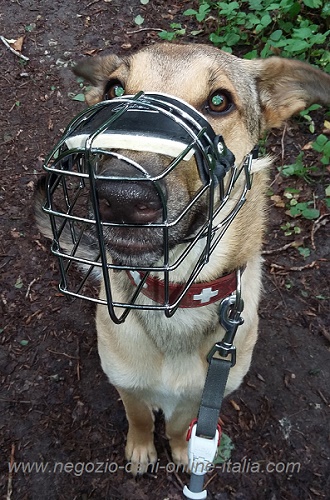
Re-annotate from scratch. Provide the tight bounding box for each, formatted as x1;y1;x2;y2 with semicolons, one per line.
302;141;313;150
270;194;285;208
83;48;100;55
11;36;24;52
324;120;330;130
284;373;290;388
11;229;21;238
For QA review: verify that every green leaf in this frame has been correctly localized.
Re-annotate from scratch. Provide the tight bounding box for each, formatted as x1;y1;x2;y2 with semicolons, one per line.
20;340;29;346
15;276;23;289
244;49;259;59
325;185;330;197
298;247;311;259
134;15;144;26
184;8;198;16
301;207;320;219
191;30;204;36
225;32;241;46
269;29;283;41
260;13;272;27
214;432;235;464
140;0;149;4
71;93;85;102
302;0;322;8
286;39;310;52
25;24;35;32
292;27;313;39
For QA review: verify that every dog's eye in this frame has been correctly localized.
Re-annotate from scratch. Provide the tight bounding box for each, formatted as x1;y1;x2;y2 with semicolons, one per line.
207;91;233;114
104;79;125;100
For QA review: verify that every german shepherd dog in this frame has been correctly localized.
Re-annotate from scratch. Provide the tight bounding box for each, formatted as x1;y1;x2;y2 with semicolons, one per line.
36;43;330;475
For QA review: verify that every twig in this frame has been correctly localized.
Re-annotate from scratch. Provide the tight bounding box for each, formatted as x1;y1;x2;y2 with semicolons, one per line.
0;35;29;61
204;472;218;489
85;0;101;7
264;214;329;256
280;123;287;164
270;261;318;273
0;398;31;404
163;448;185;489
262;241;301;255
311;214;329;251
46;348;79;360
25;278;37;299
6;443;15;500
319;325;330;343
127;27;163;34
76;337;81;381
317;389;329;405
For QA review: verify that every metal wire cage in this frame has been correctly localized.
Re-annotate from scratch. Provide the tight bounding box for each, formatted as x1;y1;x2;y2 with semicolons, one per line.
41;92;252;323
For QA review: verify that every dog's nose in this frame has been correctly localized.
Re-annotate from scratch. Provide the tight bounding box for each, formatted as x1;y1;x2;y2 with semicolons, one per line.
96;180;164;224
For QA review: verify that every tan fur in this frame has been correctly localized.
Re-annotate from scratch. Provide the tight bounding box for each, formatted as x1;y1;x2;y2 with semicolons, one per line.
38;43;330;475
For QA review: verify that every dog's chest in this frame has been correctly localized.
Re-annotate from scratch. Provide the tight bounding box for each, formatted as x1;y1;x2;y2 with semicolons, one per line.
144;357;206;419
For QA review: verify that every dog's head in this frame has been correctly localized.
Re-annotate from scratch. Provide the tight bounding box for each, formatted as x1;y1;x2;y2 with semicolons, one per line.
67;43;329;268
38;43;330;314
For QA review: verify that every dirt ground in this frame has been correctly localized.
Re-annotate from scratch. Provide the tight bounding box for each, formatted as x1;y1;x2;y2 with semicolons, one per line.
0;1;329;499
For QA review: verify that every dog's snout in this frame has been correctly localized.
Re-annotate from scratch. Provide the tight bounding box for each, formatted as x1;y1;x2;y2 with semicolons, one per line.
97;180;164;224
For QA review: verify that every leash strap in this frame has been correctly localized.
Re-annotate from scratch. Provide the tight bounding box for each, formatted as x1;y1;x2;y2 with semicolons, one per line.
184;269;245;499
195;357;231;438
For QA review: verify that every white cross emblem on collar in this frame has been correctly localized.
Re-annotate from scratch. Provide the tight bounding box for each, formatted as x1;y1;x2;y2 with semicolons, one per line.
193;287;219;304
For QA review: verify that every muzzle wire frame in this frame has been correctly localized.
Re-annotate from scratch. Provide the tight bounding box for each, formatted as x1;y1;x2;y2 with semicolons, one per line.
42;92;253;323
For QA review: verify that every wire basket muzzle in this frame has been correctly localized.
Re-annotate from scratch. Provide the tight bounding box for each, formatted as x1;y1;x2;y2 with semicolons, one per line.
42;93;236;321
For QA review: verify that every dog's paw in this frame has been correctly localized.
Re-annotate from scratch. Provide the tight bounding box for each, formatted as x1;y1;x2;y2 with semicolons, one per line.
125;438;157;475
170;439;189;467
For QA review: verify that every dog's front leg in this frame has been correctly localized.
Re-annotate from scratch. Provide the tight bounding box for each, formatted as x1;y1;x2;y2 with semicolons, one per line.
117;388;157;475
166;403;199;466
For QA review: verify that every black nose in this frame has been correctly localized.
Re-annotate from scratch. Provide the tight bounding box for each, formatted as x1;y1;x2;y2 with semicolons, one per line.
96;179;164;224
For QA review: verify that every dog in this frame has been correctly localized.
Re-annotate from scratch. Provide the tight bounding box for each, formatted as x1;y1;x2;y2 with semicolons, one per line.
35;43;330;475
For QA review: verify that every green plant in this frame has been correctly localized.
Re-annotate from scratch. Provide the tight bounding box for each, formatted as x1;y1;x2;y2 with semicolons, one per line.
214;432;235;463
300;104;322;133
280;221;301;236
167;0;330;70
282;188;321;220
68;77;92;102
134;14;144;26
183;2;211;21
297;246;311;258
289;200;320;219
279;152;319;182
312;134;330;165
325;185;330;209
158;23;186;41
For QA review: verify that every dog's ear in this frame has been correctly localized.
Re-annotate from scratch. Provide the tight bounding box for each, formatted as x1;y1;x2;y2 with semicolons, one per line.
252;57;330;129
73;55;122;105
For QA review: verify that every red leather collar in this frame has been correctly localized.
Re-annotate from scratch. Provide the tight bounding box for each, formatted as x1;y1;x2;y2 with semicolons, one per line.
127;270;237;308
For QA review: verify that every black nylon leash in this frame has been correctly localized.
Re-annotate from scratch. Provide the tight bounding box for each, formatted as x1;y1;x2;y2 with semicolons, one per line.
195;357;232;438
183;270;245;499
